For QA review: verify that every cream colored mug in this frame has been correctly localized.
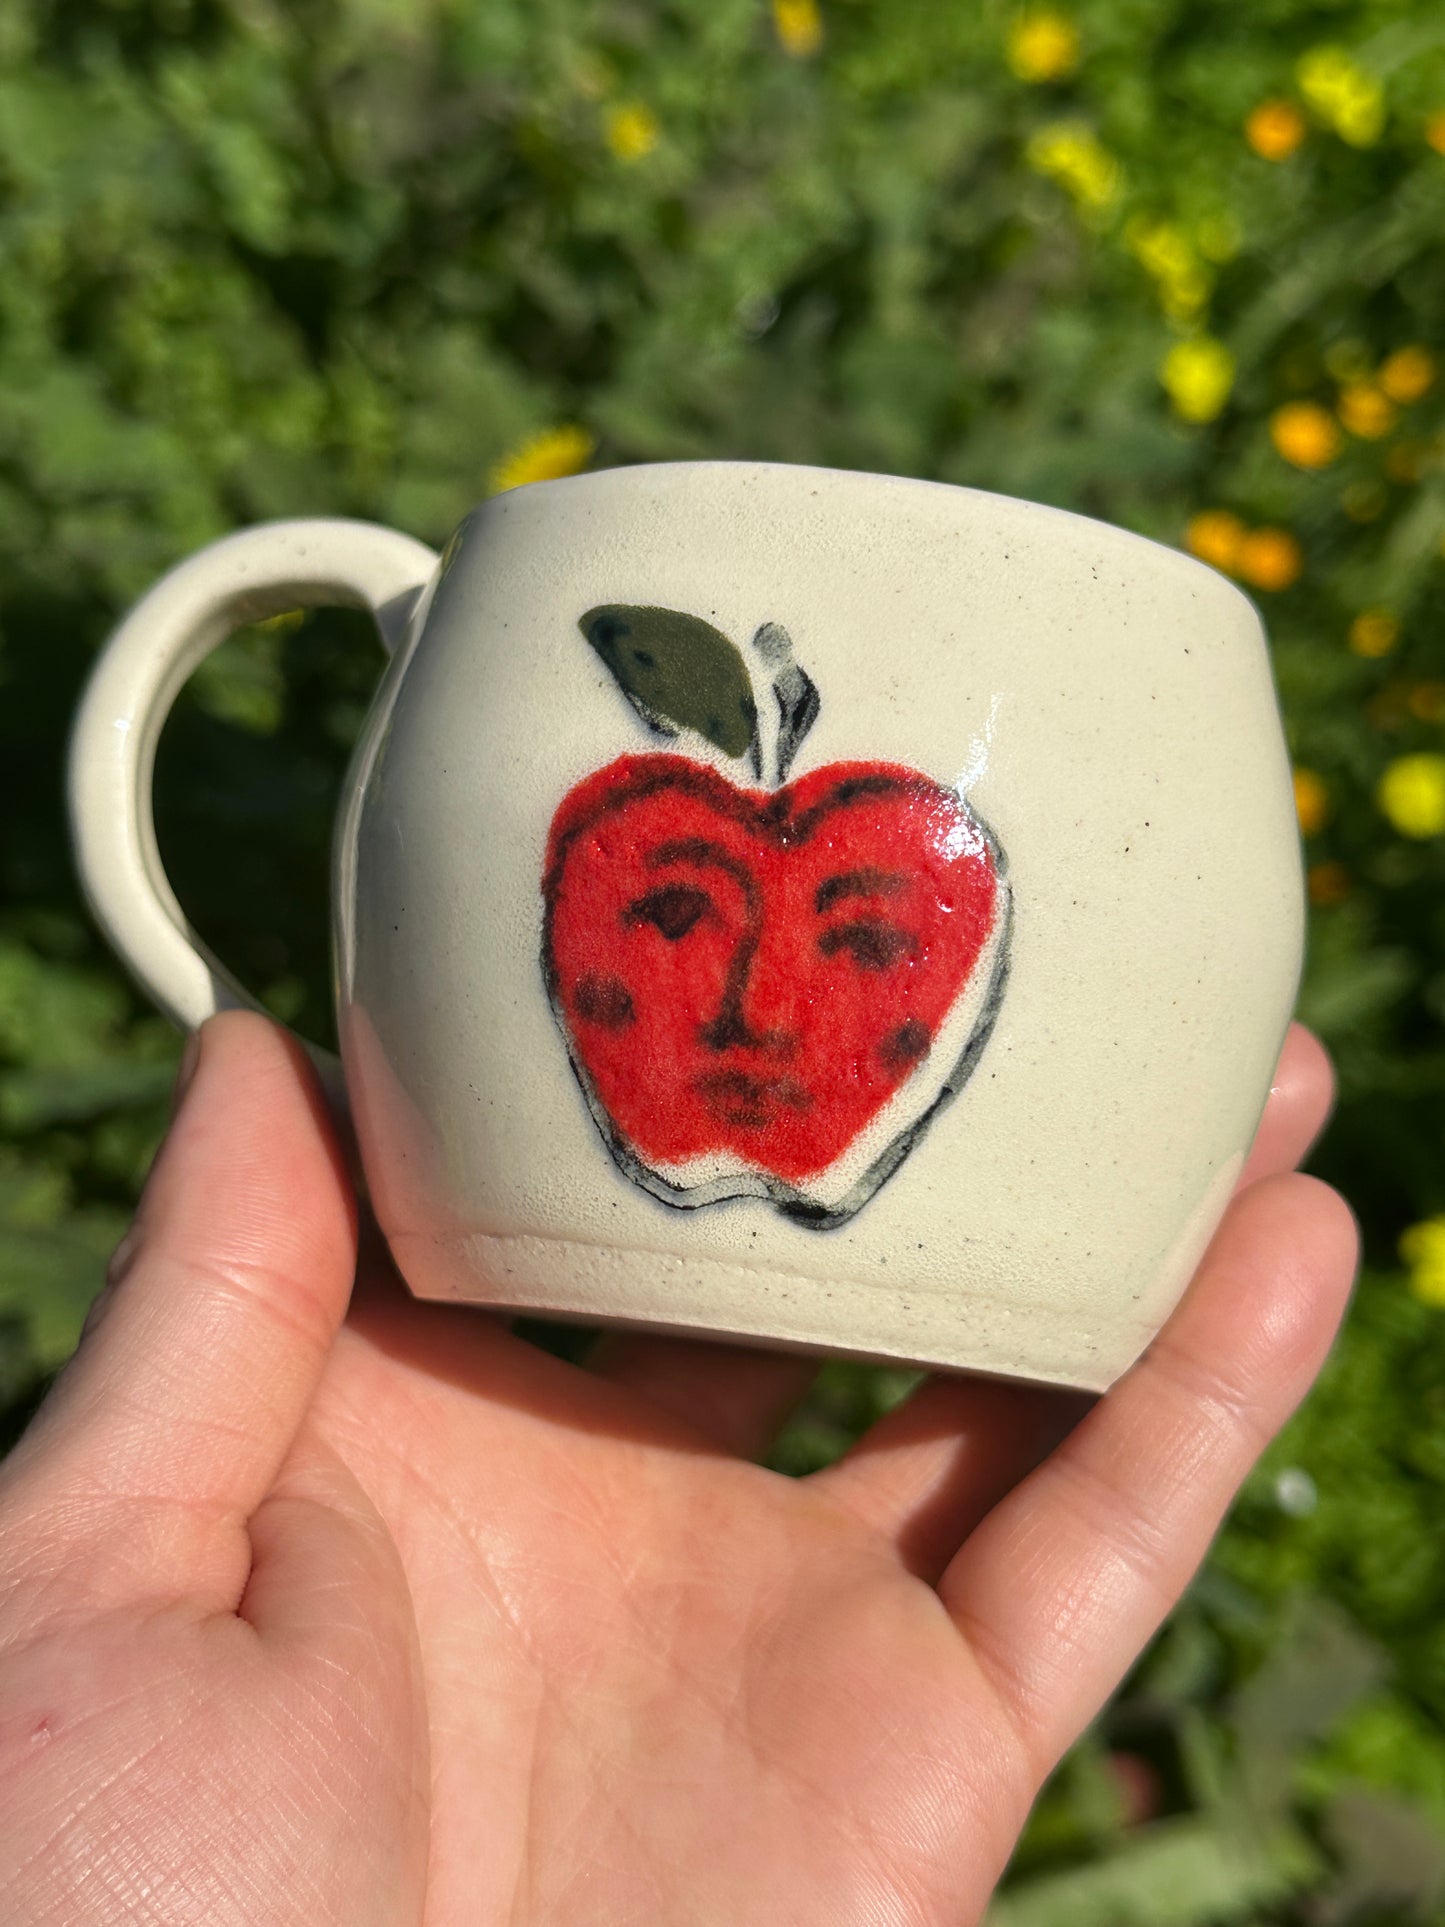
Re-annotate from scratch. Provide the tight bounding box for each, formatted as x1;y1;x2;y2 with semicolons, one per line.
69;462;1303;1391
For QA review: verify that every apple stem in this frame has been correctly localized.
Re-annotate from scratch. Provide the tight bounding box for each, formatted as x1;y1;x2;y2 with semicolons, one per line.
750;622;820;788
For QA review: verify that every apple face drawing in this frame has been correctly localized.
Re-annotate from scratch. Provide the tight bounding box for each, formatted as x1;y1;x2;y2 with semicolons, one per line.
541;606;1011;1228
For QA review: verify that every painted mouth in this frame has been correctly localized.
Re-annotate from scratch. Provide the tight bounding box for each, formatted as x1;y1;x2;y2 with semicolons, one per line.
694;1070;815;1129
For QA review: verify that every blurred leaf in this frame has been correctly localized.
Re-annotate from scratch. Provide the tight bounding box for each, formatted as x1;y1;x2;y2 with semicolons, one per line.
0;1058;176;1131
1318;1786;1445;1924
1228;1598;1388;1817
1296;916;1415;1040
0;1214;121;1367
1231;1598;1387;1761
988;1817;1320;1927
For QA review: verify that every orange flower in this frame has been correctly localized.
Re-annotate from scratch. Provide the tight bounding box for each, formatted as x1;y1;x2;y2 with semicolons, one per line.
1338;383;1398;438
1246;99;1307;160
1237;527;1304;591
1307;860;1351;905
1379;345;1437;404
1270;401;1342;468
1184;509;1247;573
1293;766;1330;836
1426;110;1445;155
1349;609;1400;657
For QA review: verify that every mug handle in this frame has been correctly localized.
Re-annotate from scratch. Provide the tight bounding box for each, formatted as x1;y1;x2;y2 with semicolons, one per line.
68;519;440;1071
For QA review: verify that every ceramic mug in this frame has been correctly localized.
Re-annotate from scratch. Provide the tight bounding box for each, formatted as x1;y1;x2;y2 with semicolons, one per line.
69;462;1304;1391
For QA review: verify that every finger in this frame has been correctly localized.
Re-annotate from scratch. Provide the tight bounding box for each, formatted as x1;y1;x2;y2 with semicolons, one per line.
809;1379;1090;1580
806;1024;1333;1563
586;1331;819;1459
1236;1022;1335;1191
938;1172;1357;1779
5;1012;356;1603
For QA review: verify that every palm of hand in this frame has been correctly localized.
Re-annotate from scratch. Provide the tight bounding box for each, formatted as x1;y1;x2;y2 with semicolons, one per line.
319;1296;1022;1924
0;1016;1354;1927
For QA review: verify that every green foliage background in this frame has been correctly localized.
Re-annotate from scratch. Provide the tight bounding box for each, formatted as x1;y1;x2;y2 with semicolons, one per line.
3;0;1445;1916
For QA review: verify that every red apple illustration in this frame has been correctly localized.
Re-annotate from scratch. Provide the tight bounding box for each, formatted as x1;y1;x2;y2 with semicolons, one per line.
541;606;1010;1227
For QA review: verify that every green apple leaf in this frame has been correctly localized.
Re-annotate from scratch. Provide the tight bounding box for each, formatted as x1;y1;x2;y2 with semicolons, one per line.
579;604;760;768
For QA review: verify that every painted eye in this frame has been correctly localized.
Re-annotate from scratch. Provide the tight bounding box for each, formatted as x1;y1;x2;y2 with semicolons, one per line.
625;883;713;941
817;919;915;970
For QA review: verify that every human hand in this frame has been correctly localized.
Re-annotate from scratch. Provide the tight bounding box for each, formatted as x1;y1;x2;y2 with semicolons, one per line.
0;1013;1356;1925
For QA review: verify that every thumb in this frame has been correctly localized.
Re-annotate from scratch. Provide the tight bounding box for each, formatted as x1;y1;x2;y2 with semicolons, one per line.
3;1012;358;1609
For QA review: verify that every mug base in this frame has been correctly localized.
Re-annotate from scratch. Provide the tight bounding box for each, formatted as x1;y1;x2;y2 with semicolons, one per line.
385;1226;1152;1394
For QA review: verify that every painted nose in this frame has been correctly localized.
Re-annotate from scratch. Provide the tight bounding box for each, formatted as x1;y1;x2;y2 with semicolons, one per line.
699;916;799;1057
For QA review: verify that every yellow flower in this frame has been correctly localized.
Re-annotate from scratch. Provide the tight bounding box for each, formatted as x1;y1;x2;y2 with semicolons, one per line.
1008;11;1080;83
1246;99;1307;160
1126;220;1212;322
1378;753;1445;837
605;101;659;162
1237;526;1303;591
1338;383;1399;439
1349;609;1400;657
1401;1217;1445;1308
1379;346;1437;404
1293;766;1330;837
1270;401;1342;469
1308;860;1351;905
1160;337;1235;423
773;0;824;58
489;425;595;495
1025;121;1122;213
1298;45;1386;147
1426;110;1445;156
1184;510;1247;574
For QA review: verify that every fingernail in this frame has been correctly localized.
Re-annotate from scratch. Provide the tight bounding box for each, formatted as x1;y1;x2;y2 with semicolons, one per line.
171;1027;203;1120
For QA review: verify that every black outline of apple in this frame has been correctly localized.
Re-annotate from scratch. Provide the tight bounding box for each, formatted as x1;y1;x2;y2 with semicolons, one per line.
541;606;1012;1230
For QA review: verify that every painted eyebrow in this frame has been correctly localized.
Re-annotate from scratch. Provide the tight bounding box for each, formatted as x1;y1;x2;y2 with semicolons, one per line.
646;837;758;900
814;868;909;914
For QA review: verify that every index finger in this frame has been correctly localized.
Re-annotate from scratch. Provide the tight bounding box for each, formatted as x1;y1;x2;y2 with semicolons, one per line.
1;1013;357;1610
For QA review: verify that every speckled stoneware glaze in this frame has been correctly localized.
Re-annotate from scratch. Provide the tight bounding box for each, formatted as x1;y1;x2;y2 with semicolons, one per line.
69;462;1305;1390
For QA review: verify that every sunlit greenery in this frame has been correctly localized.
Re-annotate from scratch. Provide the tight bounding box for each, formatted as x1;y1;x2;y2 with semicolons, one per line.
2;0;1444;1915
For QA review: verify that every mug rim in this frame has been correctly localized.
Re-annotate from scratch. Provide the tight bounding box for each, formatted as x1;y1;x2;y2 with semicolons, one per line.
475;456;1260;621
